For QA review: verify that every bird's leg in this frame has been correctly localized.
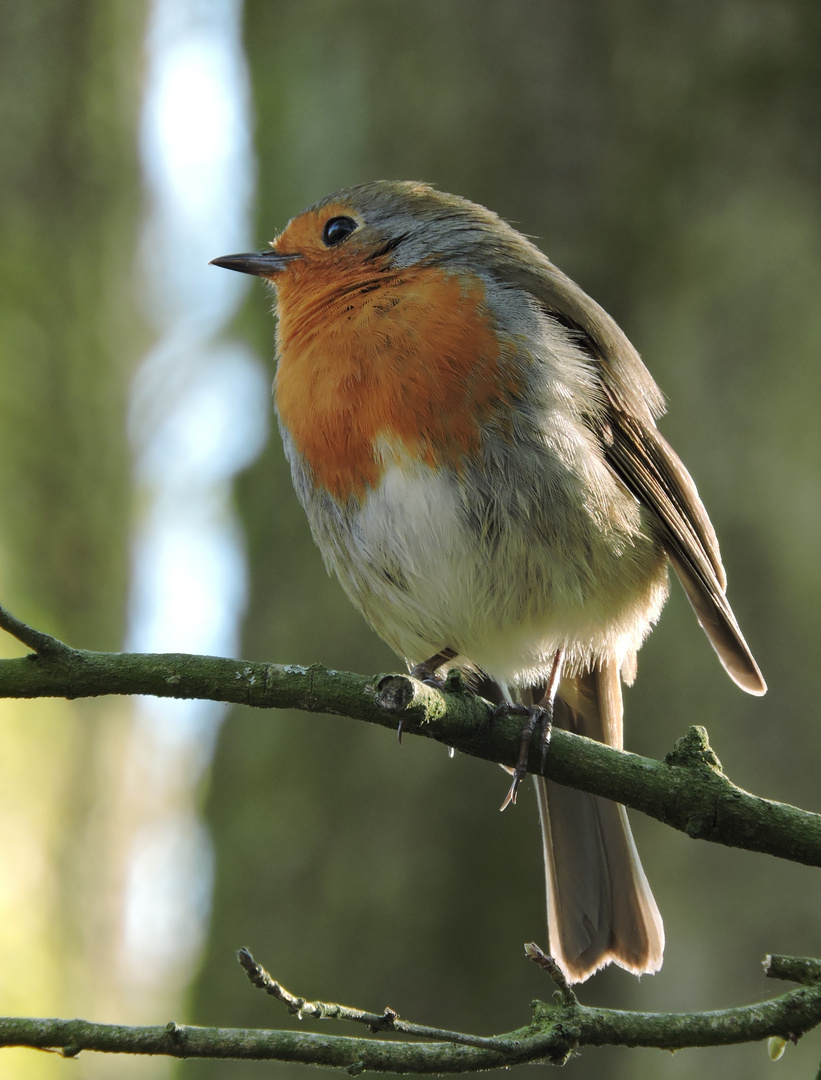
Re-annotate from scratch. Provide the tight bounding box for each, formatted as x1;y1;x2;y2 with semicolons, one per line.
498;648;565;810
399;647;458;742
498;704;545;810
537;647;564;770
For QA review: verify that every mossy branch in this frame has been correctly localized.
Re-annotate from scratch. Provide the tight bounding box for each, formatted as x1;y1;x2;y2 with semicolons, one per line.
0;603;818;868
0;953;819;1068
2;604;821;1068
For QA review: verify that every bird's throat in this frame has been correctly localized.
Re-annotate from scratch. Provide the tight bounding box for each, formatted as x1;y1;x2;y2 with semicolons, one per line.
274;265;520;502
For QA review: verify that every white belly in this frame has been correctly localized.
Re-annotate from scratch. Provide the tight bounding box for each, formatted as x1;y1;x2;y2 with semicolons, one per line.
302;450;669;688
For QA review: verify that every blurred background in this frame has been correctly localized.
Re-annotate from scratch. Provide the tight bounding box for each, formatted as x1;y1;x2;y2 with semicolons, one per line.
1;2;820;1078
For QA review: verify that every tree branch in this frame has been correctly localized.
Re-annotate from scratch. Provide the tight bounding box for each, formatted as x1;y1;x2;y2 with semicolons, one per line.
0;603;818;869
1;954;820;1068
3;605;821;1068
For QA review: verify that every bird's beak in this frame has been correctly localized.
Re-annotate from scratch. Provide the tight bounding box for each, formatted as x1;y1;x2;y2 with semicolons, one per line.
209;250;300;277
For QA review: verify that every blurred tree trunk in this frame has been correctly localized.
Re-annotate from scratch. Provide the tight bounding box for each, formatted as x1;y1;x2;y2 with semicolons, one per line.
0;2;150;1075
185;4;821;1079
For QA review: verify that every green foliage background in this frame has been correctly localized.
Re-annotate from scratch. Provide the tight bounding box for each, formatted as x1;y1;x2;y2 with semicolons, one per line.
2;3;821;1079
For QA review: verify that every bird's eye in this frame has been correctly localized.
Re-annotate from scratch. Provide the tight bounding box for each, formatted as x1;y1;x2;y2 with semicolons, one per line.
322;216;358;247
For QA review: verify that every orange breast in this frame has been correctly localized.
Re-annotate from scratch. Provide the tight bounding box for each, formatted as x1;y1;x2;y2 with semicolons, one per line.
274;263;519;502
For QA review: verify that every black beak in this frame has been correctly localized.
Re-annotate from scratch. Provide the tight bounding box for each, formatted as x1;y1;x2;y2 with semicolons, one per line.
209;250;300;277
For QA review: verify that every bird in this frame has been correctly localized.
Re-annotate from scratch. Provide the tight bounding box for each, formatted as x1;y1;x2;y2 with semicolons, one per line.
211;180;766;984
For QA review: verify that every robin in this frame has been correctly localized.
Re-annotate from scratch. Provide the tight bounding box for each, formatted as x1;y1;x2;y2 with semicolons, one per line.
212;181;766;984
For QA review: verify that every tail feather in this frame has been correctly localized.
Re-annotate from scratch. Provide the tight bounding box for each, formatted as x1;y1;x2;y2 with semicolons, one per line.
531;663;664;983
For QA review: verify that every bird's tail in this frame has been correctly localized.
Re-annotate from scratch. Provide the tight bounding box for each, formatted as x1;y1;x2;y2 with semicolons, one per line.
531;662;664;983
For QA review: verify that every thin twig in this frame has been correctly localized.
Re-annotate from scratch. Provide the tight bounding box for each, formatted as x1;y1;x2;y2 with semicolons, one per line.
524;943;578;1007
237;949;508;1049
0;603;70;657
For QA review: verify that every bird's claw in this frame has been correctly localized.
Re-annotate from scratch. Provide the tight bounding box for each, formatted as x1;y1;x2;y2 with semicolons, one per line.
493;703;552;811
409;647;457;689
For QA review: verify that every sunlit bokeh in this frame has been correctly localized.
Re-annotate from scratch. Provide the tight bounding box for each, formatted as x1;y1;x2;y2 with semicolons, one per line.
123;0;263;1005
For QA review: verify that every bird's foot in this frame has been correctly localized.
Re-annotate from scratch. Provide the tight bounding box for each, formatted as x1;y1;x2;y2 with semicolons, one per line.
400;648;458;742
493;702;553;810
408;646;458;689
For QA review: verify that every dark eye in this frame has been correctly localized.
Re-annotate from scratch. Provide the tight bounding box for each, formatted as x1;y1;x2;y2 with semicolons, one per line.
322;216;358;247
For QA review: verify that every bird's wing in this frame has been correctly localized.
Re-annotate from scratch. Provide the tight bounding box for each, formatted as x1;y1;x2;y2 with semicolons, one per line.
516;256;766;696
601;406;765;695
